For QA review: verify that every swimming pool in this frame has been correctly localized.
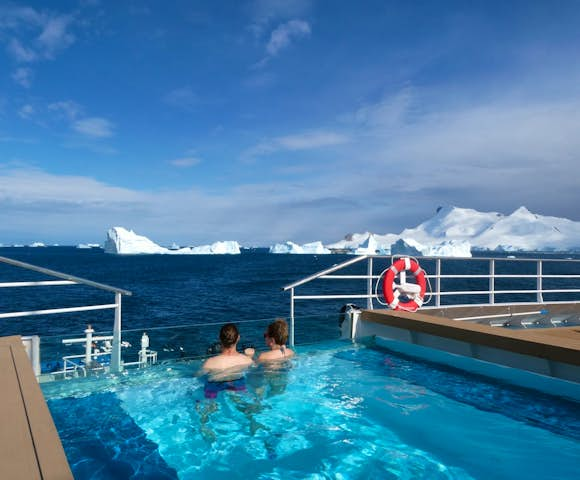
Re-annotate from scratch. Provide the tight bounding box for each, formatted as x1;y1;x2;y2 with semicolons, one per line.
42;340;580;479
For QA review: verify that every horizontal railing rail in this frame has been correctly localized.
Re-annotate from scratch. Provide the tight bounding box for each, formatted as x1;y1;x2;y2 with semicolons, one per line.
0;256;132;374
283;255;580;344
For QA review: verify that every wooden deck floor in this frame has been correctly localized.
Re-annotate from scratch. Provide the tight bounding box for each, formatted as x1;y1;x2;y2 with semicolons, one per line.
0;336;72;480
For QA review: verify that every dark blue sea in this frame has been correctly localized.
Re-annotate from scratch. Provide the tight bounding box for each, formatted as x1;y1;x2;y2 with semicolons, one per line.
1;247;579;366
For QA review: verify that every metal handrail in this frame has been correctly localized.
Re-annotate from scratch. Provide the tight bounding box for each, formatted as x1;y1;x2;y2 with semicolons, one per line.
0;256;132;295
284;255;580;344
0;255;132;374
283;255;369;290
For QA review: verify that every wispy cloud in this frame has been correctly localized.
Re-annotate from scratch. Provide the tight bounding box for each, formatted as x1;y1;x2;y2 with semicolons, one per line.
244;130;349;159
48;100;83;121
46;101;114;140
0;6;76;63
169;157;202;168
17;104;35;119
266;19;310;56
248;0;312;38
73;117;115;138
11;67;33;87
163;87;198;111
37;15;75;59
253;19;311;68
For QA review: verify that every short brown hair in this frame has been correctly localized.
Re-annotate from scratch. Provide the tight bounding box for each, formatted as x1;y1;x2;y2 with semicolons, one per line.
266;318;288;345
219;323;239;348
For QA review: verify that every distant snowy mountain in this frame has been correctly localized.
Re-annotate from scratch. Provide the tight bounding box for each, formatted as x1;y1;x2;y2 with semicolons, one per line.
104;227;240;255
329;206;580;255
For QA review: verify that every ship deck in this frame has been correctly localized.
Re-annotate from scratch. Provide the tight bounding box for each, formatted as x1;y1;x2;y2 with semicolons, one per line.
0;336;72;480
362;304;580;366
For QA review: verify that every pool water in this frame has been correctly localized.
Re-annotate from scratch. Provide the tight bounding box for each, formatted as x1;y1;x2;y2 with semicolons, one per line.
42;340;580;479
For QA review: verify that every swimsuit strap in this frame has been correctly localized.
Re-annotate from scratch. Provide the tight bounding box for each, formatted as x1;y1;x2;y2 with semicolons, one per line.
280;345;286;357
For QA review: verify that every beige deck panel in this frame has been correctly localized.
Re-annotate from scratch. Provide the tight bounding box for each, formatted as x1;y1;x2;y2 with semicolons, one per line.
362;307;580;366
0;336;73;480
422;302;580;321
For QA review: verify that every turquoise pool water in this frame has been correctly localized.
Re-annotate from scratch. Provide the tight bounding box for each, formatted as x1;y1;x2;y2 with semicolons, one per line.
42;340;580;479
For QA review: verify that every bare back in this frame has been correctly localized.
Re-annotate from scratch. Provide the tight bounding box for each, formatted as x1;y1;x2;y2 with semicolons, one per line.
258;346;295;363
203;352;253;381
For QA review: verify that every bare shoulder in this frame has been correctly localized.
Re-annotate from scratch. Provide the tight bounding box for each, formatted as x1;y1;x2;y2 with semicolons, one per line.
202;355;220;371
258;348;295;363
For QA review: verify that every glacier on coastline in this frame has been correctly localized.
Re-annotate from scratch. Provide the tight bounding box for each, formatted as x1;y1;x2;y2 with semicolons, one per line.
269;241;330;254
104;227;240;255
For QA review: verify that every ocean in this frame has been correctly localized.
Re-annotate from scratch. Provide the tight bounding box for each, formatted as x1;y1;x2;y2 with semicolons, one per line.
1;247;579;365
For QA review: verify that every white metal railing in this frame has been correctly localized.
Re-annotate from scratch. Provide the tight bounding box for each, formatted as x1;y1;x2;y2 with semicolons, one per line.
283;255;580;344
0;255;132;374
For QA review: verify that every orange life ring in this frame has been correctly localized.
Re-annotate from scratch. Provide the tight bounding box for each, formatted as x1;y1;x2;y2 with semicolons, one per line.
382;257;426;312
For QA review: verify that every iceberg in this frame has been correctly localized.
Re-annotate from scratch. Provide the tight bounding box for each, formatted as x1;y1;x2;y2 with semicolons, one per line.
190;241;241;255
104;227;241;255
270;241;303;254
390;238;472;257
77;243;101;249
301;241;331;254
390;238;425;257
328;232;397;254
29;242;46;247
269;241;330;254
328;205;580;255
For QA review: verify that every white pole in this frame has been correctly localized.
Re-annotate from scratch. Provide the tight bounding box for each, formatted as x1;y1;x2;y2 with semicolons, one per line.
84;325;94;367
537;260;543;303
367;257;373;310
489;259;495;305
290;288;295;347
111;292;122;373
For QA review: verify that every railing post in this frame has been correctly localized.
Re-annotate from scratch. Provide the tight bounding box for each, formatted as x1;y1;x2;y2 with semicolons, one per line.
367;256;374;310
290;288;295;347
84;325;94;367
111;292;122;373
489;259;495;305
537;260;543;303
435;259;441;307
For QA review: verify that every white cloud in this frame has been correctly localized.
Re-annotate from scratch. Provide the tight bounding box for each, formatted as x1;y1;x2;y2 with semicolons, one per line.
266;19;310;56
7;38;37;62
48;100;83;120
0;6;75;63
17;104;35;119
37;15;75;59
244;130;349;158
248;0;312;38
73;117;114;138
170;157;201;168
163;87;198;110
11;67;33;87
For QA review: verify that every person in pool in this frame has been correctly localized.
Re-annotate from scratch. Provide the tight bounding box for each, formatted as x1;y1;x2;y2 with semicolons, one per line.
258;318;295;363
202;323;254;398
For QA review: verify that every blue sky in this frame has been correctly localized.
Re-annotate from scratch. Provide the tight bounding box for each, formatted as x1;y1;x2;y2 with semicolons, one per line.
1;0;580;245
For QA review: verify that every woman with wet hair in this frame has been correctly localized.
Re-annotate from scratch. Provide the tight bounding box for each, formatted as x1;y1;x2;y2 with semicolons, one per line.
258;318;295;363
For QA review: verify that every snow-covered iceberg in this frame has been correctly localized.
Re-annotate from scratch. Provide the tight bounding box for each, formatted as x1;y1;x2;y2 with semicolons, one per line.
190;241;241;255
77;243;101;249
269;241;330;254
327;206;580;255
391;238;471;257
327;232;397;253
104;227;241;255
